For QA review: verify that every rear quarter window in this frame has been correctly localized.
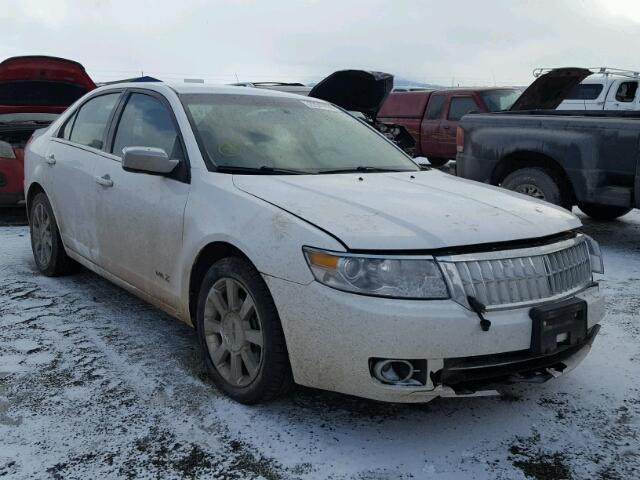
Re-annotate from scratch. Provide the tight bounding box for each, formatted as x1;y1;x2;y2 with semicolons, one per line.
425;95;445;120
565;83;604;100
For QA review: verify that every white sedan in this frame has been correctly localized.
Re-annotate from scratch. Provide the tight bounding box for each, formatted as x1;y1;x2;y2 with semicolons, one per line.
24;82;605;404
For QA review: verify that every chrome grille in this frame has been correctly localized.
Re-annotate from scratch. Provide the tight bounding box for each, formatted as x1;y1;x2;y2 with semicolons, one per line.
439;237;592;309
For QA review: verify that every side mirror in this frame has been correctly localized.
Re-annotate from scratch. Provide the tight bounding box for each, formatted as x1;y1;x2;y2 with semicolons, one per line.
414;156;431;169
122;147;179;175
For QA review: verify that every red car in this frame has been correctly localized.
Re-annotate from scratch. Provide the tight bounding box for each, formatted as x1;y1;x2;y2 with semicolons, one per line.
0;56;95;206
377;87;521;166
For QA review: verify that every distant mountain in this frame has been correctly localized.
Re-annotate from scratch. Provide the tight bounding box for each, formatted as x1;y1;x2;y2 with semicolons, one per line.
393;78;444;89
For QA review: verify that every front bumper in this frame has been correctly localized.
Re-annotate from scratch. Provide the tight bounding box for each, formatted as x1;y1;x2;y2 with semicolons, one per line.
265;275;604;403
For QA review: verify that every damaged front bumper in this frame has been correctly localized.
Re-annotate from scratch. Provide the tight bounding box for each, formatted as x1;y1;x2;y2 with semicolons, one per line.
264;275;604;403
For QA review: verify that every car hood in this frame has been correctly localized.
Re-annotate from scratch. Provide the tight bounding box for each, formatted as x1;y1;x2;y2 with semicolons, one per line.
233;171;582;251
308;70;393;119
510;67;591;111
0;56;96;115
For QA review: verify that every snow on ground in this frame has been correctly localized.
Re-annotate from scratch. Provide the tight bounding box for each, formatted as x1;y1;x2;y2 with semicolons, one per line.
0;209;639;479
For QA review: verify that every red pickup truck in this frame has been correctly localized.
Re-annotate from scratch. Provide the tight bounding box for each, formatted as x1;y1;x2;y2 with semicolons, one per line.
377;88;520;166
0;56;95;206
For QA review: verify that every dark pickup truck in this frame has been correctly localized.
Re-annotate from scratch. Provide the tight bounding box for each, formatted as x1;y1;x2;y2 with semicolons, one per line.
456;68;639;220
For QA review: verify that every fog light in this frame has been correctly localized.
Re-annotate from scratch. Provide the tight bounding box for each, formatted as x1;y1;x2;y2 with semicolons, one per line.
372;359;415;384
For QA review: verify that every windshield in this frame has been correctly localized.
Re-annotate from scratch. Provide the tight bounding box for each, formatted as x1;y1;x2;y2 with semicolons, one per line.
180;93;419;174
480;89;522;112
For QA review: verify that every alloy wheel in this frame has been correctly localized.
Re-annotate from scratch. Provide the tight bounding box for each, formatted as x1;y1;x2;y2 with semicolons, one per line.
203;277;264;387
31;203;53;267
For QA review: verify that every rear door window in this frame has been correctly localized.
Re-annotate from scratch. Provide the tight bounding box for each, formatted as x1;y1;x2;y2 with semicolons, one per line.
69;93;120;150
425;95;445;119
447;97;478;121
59;111;77;140
615;81;638;102
112;93;184;159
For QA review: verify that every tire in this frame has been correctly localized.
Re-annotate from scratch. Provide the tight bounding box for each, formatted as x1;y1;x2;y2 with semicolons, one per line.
501;168;569;208
578;203;632;221
29;193;78;276
427;157;449;167
196;257;292;404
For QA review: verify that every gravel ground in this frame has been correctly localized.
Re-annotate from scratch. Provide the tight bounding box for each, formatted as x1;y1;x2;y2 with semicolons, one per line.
0;207;639;479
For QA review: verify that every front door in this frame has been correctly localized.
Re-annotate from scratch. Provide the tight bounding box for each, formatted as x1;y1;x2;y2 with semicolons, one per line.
605;80;639;111
46;92;121;260
92;91;190;308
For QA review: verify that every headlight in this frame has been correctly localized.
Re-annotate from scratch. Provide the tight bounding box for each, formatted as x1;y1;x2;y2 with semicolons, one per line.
303;247;450;299
0;140;16;159
584;234;604;274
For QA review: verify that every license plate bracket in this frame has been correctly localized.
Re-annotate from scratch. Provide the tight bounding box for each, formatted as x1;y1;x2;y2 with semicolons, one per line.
530;298;588;355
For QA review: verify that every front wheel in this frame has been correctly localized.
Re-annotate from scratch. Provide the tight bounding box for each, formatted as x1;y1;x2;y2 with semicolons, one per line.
578;203;632;221
501;168;569;208
196;257;292;404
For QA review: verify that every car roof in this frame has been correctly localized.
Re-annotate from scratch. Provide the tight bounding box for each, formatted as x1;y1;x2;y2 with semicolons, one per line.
93;81;315;101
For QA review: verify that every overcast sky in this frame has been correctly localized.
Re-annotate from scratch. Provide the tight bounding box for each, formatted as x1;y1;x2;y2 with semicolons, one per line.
1;0;639;86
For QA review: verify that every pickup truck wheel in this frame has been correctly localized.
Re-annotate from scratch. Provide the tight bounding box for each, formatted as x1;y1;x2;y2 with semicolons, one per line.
578;203;632;221
501;168;568;208
29;193;78;276
196;257;292;404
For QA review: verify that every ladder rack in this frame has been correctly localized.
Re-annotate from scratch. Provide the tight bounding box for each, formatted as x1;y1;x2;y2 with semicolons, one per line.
532;67;640;79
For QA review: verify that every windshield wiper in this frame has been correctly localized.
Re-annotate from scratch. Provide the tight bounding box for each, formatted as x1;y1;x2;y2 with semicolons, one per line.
318;166;416;174
215;165;308;175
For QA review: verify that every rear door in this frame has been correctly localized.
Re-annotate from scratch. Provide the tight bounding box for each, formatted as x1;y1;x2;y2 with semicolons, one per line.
46;91;121;260
92;90;190;308
440;96;480;159
605;80;639;110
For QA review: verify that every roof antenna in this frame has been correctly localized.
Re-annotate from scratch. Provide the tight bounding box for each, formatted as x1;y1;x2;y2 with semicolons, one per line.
235;72;239;83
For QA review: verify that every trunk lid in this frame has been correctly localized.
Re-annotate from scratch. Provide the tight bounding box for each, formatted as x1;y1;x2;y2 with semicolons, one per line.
510;67;592;111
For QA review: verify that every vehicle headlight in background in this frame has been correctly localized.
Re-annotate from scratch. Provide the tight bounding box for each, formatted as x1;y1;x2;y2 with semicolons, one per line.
303;247;450;299
0;140;16;159
584;234;604;274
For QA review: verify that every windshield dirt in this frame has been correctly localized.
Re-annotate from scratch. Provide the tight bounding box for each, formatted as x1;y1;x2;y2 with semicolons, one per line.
181;93;419;174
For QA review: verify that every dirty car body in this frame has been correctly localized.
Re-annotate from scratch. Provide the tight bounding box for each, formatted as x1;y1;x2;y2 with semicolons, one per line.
0;56;95;206
25;82;605;404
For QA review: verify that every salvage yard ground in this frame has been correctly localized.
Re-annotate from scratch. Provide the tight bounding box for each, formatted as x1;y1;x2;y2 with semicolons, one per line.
0;209;639;479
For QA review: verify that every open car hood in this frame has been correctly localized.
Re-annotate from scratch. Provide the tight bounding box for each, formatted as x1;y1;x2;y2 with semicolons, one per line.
0;56;96;114
509;67;592;111
308;70;393;119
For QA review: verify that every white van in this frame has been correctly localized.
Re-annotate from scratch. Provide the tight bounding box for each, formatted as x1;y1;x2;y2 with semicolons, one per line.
546;68;640;111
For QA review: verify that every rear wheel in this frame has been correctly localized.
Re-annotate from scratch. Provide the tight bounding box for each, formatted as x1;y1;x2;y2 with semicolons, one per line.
578;203;632;221
196;257;292;404
501;168;569;208
29;193;77;276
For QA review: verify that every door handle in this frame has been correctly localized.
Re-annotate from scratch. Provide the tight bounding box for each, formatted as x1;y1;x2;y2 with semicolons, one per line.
443;125;451;130
45;153;56;165
95;174;114;187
